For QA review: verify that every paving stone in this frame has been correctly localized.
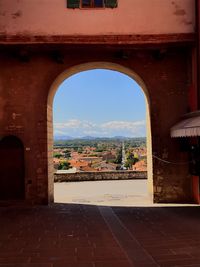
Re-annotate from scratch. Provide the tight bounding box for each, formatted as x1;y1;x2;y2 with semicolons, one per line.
94;260;132;267
1;204;200;266
0;265;53;267
53;263;94;267
0;257;30;264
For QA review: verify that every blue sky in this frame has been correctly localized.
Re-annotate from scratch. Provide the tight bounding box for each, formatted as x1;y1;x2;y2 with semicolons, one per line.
53;69;146;138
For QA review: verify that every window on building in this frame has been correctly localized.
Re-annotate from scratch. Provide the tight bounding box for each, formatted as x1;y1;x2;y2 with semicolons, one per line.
67;0;117;9
82;0;104;8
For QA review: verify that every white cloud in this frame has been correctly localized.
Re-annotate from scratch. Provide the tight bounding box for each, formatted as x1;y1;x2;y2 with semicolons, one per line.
82;129;109;136
54;119;96;129
55;119;81;129
101;120;145;130
54;119;146;137
54;129;67;135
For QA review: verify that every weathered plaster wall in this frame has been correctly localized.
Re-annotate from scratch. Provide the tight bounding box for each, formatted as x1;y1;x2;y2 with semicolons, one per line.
0;46;192;204
54;171;147;182
0;0;195;36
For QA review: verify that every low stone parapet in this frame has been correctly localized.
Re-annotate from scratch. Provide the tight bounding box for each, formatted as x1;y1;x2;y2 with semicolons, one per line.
54;171;147;182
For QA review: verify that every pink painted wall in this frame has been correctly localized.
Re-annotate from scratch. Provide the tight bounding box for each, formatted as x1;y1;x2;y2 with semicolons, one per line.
0;0;195;36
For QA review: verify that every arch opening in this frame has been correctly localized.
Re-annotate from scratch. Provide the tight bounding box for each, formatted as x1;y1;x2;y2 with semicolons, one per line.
0;135;25;200
47;62;153;204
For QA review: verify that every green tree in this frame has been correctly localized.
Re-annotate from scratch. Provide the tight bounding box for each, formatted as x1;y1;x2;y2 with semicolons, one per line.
124;152;139;169
58;161;71;170
53;152;62;159
114;148;122;164
63;149;71;158
77;147;83;154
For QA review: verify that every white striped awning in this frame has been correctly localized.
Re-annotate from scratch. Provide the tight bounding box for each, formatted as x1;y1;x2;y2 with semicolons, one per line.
171;111;200;138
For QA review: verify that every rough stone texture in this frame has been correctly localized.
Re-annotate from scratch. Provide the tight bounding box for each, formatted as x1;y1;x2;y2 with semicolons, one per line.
54;171;147;183
0;45;193;204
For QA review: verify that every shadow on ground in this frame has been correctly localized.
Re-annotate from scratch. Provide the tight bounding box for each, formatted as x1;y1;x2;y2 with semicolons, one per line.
0;202;200;267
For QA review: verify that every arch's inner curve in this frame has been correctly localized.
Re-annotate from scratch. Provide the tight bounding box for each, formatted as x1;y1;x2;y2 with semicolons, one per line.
47;62;153;203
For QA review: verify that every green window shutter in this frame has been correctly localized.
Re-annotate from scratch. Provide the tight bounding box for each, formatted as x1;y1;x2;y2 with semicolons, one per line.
104;0;117;8
67;0;80;8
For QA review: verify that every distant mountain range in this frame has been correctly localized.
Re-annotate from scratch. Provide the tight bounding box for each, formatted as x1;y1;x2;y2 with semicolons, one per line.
54;135;74;140
54;135;145;141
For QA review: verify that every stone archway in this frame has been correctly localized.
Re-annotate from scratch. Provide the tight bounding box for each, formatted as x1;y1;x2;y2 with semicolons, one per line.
0;135;25;200
47;62;153;202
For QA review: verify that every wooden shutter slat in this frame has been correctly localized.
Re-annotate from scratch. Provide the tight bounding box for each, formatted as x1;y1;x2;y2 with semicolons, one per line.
67;0;80;8
104;0;117;8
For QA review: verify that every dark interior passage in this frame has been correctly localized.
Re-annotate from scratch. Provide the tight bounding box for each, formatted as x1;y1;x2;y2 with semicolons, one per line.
0;136;25;200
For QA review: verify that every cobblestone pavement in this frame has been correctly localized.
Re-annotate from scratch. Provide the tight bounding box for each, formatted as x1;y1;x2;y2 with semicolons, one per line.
0;203;200;267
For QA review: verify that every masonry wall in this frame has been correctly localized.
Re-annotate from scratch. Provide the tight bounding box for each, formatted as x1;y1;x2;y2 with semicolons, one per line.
0;43;194;203
54;171;147;183
0;0;195;36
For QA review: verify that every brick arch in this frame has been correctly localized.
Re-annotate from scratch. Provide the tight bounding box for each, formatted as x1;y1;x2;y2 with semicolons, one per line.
47;62;153;203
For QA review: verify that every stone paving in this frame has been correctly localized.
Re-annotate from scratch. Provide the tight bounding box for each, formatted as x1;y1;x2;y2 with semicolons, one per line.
0;203;200;267
54;180;151;206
